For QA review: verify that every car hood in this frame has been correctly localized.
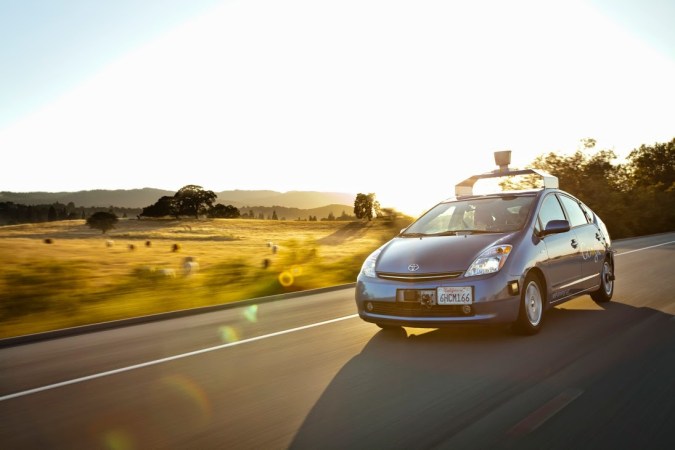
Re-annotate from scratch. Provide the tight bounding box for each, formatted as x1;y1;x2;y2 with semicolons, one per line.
376;233;512;275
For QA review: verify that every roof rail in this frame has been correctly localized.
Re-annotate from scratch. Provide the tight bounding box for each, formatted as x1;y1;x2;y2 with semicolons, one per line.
455;151;558;197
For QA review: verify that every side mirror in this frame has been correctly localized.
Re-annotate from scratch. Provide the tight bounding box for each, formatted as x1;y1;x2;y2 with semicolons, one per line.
541;219;570;236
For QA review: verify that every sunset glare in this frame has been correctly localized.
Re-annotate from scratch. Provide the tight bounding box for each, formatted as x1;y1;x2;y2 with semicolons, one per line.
1;0;674;217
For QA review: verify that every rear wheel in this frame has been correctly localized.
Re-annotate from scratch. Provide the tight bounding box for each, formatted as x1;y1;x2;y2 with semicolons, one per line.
513;273;545;335
591;258;614;303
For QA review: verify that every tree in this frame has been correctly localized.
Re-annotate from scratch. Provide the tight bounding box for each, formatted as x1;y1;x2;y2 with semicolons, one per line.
208;204;241;218
497;137;675;238
173;185;217;219
513;148;632;236
272;210;278;220
338;210;353;221
627;138;675;190
86;211;118;234
623;138;675;236
140;196;176;218
354;193;381;221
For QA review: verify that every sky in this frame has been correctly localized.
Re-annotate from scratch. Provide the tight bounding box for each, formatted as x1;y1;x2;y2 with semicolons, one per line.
1;0;674;216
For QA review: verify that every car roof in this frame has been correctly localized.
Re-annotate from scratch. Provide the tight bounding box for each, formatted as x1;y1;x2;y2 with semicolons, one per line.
440;190;542;203
455;169;558;197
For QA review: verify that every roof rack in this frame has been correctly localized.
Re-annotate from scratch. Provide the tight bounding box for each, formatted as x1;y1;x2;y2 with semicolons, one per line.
455;151;558;197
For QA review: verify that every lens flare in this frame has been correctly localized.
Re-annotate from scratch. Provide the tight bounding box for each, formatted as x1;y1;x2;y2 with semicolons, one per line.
219;325;240;343
243;304;258;323
88;412;143;449
278;271;294;287
160;374;212;427
102;429;134;450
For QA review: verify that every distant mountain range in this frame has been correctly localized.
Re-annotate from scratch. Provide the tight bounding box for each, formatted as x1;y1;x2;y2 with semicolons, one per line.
0;188;356;210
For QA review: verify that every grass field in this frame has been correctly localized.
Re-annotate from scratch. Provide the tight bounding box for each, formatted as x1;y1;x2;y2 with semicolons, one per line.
0;218;409;338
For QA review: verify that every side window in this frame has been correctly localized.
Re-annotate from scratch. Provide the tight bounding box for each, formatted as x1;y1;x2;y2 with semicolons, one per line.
558;195;589;228
538;194;566;230
579;201;594;224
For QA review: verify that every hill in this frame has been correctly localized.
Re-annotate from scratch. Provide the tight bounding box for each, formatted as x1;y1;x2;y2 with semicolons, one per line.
0;188;174;209
217;190;356;209
0;188;357;210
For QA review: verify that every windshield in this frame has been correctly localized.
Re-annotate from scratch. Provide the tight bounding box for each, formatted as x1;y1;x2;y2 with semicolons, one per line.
402;195;535;236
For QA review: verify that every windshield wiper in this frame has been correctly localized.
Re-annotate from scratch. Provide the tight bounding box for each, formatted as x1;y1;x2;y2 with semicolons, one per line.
399;232;429;237
434;229;496;236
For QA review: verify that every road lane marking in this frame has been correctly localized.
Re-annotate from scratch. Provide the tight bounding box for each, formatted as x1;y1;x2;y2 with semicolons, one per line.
506;388;584;437
3;239;672;402
615;240;675;256
0;314;359;402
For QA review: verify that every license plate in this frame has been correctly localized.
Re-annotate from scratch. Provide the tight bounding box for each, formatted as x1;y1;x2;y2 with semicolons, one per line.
437;286;472;305
399;289;436;303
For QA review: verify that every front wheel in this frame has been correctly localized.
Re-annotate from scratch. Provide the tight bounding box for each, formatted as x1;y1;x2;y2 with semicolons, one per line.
513;273;545;335
591;259;614;303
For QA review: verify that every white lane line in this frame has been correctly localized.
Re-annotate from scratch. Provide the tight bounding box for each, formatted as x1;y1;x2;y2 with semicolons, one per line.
3;239;671;402
616;240;675;256
0;314;359;402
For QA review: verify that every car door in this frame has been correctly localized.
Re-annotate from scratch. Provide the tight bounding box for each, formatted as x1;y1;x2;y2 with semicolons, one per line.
558;194;604;290
536;193;584;302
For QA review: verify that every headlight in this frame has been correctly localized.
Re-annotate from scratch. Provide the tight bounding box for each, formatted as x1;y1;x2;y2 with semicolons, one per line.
465;245;512;277
360;247;383;278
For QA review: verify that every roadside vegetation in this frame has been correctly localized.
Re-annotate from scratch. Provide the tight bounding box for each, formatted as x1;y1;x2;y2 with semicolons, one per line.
502;138;674;239
0;217;411;338
1;138;671;339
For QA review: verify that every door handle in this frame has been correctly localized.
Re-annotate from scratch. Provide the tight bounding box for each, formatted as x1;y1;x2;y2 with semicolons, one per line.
571;239;578;249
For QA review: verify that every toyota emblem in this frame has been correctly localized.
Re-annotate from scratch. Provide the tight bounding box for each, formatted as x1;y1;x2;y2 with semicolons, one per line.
408;264;420;272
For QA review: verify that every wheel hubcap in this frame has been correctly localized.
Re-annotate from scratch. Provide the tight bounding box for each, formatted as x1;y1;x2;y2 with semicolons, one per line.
603;262;613;295
525;282;542;326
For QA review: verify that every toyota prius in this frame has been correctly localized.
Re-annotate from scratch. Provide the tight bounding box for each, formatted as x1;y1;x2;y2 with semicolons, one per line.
355;152;615;335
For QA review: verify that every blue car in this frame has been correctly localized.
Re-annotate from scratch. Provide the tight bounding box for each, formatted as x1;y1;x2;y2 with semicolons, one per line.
355;151;615;335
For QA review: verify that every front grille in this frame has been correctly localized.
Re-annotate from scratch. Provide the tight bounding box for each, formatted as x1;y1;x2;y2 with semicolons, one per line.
367;301;471;318
377;271;463;282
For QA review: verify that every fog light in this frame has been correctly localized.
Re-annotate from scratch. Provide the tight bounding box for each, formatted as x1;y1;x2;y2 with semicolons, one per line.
508;280;519;295
366;301;374;312
462;305;472;315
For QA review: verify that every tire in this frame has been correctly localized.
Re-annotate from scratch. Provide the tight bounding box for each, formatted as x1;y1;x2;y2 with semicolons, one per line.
513;273;545;335
591;258;614;303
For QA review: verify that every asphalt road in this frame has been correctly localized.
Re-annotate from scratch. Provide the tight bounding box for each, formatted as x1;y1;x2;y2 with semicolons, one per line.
1;232;674;450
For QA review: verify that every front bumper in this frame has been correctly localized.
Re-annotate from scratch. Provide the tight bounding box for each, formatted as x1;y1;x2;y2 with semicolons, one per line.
355;270;521;327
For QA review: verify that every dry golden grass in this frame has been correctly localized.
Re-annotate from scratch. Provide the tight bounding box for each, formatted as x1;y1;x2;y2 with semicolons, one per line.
0;218;408;338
